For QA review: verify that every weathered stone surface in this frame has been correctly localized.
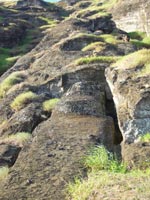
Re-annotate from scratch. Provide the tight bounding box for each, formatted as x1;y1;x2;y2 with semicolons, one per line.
0;0;140;199
105;53;150;144
122;142;150;169
0;111;115;200
112;0;150;34
0;144;21;167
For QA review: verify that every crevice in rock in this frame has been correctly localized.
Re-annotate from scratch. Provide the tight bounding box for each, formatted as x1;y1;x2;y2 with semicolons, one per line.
105;98;123;145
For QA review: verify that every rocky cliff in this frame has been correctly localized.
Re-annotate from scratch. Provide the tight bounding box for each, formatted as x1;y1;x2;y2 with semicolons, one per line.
0;0;150;199
112;0;150;35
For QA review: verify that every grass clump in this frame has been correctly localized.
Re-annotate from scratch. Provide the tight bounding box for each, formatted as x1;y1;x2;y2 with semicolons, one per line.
0;132;31;147
130;39;150;48
66;146;150;200
139;133;150;142
43;98;60;112
83;146;126;173
100;34;117;44
0;167;9;181
112;49;150;71
82;41;106;52
75;56;120;65
129;31;150;48
67;170;150;200
39;16;57;26
11;91;37;111
0;71;26;98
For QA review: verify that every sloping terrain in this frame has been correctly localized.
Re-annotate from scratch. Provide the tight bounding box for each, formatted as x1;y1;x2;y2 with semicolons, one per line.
0;0;150;199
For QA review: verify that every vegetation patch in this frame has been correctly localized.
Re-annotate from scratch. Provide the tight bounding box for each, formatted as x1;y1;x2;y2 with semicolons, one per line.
128;31;146;40
0;28;41;75
139;133;150;142
128;31;150;48
11;91;37;111
100;34;117;44
0;167;9;181
75;56;120;65
83;146;126;173
82;41;106;52
0;71;26;98
0;132;31;147
67;146;150;200
0;48;19;74
39;16;58;26
0;16;4;22
43;98;60;112
112;49;150;71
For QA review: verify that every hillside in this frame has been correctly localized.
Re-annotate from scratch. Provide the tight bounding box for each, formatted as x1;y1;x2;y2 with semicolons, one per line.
0;0;150;199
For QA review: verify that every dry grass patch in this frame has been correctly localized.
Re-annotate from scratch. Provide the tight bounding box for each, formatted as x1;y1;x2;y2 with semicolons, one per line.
11;91;37;111
67;170;150;200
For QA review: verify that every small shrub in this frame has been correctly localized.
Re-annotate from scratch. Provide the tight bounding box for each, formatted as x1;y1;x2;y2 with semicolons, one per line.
0;71;26;98
43;98;60;112
0;167;9;180
11;91;37;111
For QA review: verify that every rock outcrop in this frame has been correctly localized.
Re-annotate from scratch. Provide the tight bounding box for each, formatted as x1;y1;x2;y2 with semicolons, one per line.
112;0;150;34
0;0;150;199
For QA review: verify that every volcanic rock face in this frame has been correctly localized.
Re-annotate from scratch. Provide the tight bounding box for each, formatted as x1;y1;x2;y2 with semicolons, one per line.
105;50;150;144
112;0;150;34
0;0;150;199
16;0;48;9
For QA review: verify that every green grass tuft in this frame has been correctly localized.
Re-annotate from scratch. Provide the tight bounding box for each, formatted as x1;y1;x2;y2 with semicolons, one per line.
43;98;60;112
0;71;26;98
112;49;150;71
128;31;146;40
140;133;150;142
66;146;150;200
100;34;117;44
82;41;106;52
11;91;37;111
83;146;127;173
75;56;120;65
